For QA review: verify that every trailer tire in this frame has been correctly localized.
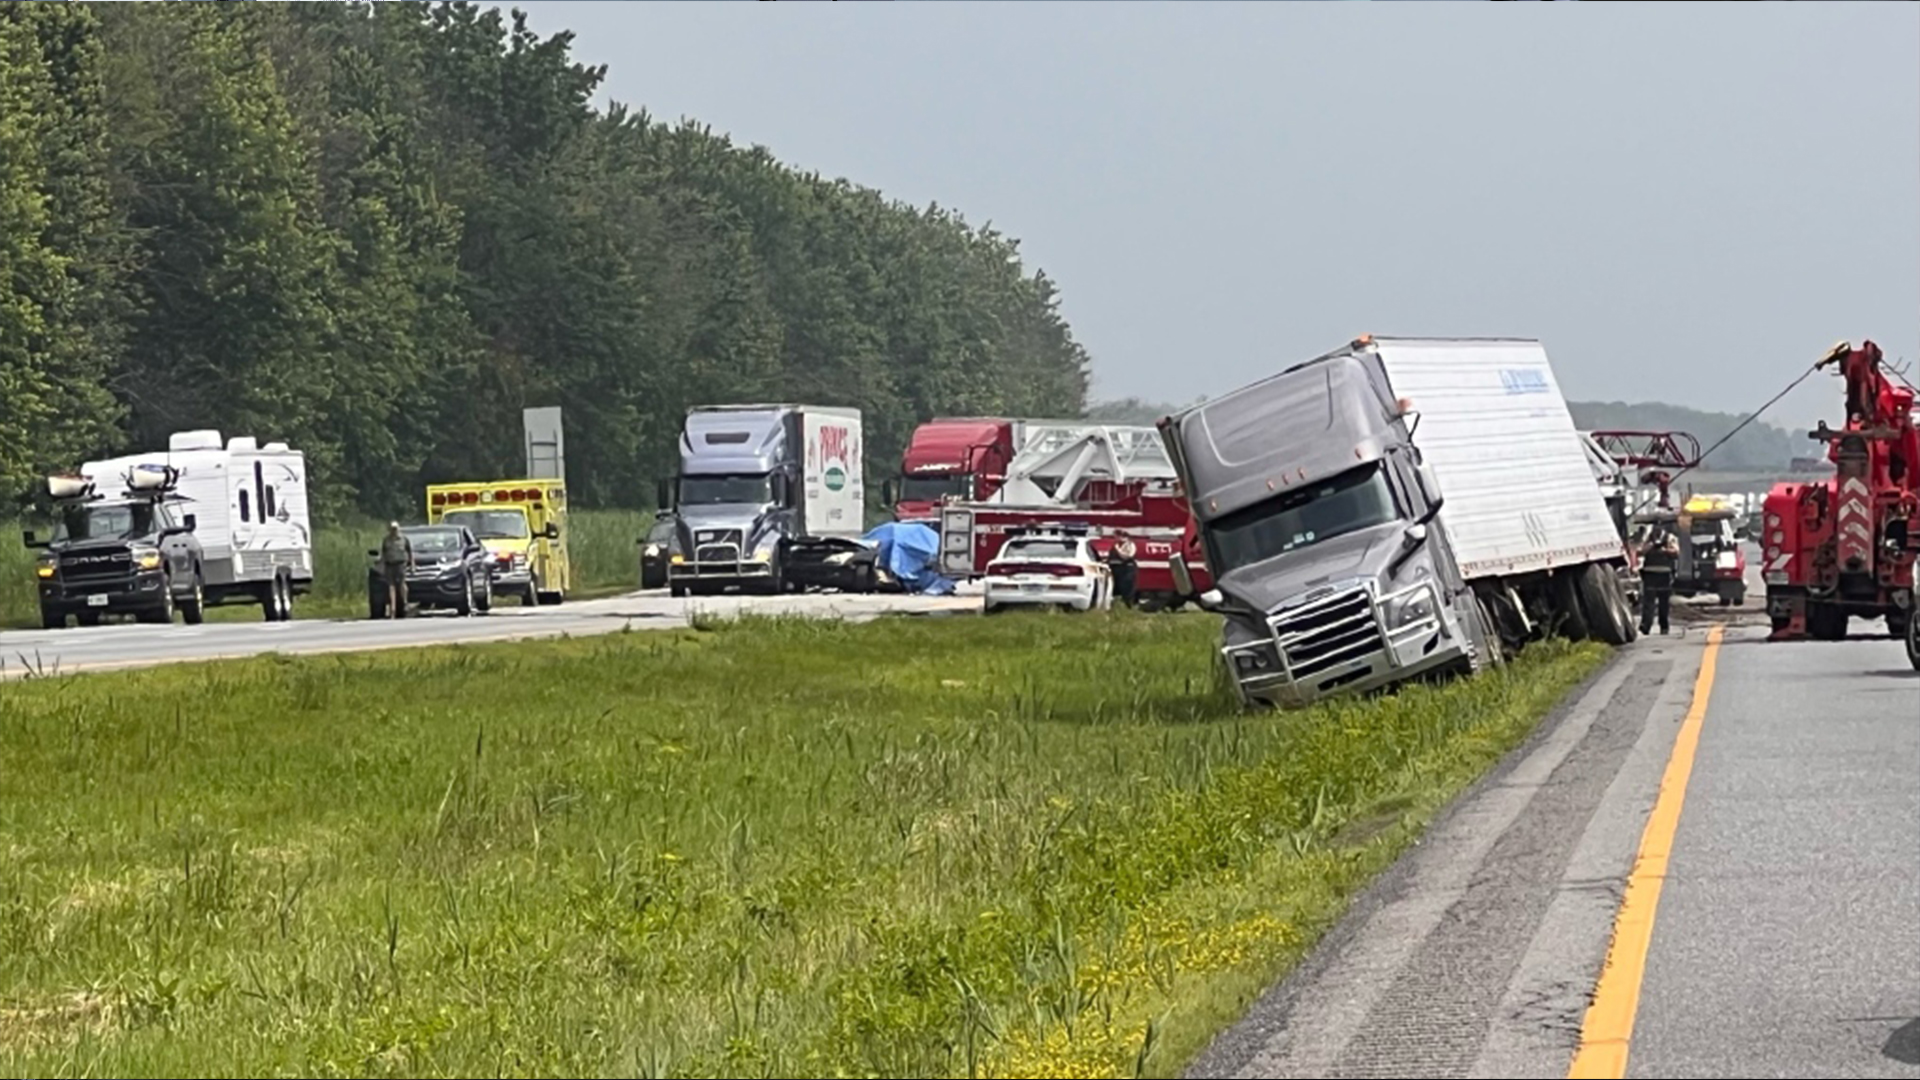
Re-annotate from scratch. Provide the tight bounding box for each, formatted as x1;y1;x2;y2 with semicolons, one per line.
1473;594;1507;669
1610;572;1639;643
1575;563;1633;647
1551;571;1590;641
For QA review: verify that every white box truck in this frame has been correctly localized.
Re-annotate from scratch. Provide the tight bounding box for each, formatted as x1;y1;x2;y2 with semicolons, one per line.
656;404;878;596
1162;335;1638;709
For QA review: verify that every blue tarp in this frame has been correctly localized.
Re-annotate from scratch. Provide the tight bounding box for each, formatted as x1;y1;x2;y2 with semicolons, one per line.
861;522;956;596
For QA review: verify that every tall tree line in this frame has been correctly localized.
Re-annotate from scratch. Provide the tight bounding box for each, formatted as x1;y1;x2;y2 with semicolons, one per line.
0;1;1092;517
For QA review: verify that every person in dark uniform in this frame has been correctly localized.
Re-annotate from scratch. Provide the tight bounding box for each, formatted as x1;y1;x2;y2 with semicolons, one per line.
1637;522;1680;635
1107;534;1139;608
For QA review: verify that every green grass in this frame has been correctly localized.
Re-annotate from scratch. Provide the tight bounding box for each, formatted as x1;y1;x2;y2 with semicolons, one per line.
0;509;654;627
0;611;1609;1078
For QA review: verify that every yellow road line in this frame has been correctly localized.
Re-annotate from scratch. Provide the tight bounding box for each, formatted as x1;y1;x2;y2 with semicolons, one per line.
1567;623;1726;1079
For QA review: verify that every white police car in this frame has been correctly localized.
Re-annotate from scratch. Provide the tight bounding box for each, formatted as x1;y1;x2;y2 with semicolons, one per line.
981;529;1113;614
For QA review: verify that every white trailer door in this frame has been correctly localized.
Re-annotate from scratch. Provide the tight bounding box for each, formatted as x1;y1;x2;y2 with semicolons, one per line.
802;409;864;540
1374;338;1624;580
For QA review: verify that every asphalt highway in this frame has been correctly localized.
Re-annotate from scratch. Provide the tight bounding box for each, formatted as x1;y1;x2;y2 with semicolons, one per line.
1184;615;1919;1079
0;586;980;680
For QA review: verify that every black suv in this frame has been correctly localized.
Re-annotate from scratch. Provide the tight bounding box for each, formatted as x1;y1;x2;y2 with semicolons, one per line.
26;496;204;628
368;524;495;618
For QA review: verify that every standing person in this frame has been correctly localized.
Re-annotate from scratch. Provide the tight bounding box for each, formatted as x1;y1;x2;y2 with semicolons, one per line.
1637;522;1680;635
1108;534;1139;608
380;521;414;619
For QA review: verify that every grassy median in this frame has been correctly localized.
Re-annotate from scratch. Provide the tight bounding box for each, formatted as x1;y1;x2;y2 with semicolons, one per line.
0;611;1609;1078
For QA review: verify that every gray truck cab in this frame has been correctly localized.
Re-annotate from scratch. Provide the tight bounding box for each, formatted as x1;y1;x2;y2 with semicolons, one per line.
658;406;799;596
1164;350;1493;709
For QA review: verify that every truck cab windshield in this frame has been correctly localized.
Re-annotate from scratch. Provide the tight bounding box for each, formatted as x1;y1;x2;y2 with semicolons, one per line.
442;509;529;540
1208;461;1400;575
899;473;971;502
679;474;773;506
53;502;161;543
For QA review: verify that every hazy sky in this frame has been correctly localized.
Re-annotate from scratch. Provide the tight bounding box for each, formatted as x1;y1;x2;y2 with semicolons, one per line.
513;1;1918;431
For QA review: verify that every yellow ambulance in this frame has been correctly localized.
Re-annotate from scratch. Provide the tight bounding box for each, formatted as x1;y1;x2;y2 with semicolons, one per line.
425;480;570;605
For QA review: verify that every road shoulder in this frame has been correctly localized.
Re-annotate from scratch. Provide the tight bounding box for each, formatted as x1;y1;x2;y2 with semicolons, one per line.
1182;630;1712;1080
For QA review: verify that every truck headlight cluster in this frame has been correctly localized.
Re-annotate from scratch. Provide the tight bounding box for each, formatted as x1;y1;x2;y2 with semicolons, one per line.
135;550;163;571
1387;588;1436;629
1232;642;1280;674
752;536;779;563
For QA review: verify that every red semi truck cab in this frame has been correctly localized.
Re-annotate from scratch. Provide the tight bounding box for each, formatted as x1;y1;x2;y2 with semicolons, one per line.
891;418;1021;522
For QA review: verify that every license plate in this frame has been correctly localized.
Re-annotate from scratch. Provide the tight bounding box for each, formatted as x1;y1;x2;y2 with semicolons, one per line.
1021;583;1042;594
86;594;109;607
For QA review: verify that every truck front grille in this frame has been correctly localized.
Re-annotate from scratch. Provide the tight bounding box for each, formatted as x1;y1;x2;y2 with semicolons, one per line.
58;549;133;586
695;544;740;564
1271;587;1383;680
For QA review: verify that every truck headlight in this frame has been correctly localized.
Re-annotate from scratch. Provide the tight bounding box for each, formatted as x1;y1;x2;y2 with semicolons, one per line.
643;544;661;558
135;550;162;570
1386;588;1436;629
751;536;779;563
1231;642;1280;674
35;557;55;579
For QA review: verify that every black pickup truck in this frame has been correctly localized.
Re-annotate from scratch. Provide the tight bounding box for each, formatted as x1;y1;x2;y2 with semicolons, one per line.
25;495;204;628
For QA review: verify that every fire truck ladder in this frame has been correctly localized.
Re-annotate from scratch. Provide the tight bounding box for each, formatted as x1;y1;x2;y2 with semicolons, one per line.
991;425;1179;506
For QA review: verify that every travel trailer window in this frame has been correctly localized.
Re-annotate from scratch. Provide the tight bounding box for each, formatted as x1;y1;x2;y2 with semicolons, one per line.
239;490;251;522
1207;460;1400;575
442;509;530;540
679;474;773;506
54;502;159;543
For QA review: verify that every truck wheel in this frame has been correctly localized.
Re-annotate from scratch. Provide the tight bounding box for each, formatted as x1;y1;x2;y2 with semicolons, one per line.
181;572;206;625
670;582;688;599
1473;595;1507;669
1806;601;1848;641
1609;573;1639;643
476;574;493;614
523;574;540;607
1575;563;1633;647
40;609;64;630
370;592;388;620
1906;603;1920;671
140;577;177;624
1552;571;1591;641
77;611;101;628
456;574;474;616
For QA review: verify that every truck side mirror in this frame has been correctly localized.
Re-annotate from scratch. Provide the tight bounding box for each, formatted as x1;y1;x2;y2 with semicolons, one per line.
367;549;379;558
1170;551;1196;596
655;479;672;511
22;529;38;548
772;474;789;503
543;522;559;540
1415;462;1443;522
183;513;197;533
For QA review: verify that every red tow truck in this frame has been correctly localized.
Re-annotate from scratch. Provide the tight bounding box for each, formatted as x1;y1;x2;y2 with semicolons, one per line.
934;423;1213;610
1759;339;1919;643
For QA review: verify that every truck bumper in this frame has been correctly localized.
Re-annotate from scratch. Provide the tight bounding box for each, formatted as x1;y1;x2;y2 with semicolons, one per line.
39;569;171;615
1221;583;1466;710
669;561;775;589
